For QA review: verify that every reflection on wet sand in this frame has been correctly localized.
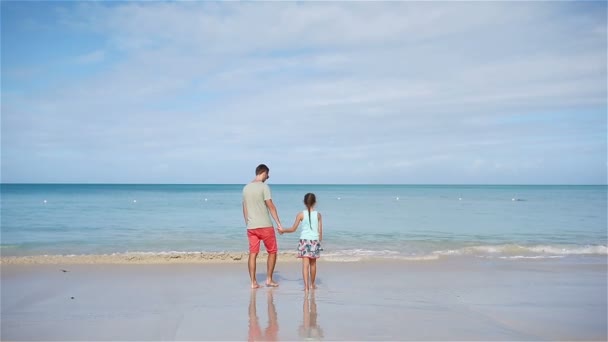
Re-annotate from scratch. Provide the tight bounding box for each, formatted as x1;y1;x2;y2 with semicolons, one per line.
299;291;324;341
248;289;278;341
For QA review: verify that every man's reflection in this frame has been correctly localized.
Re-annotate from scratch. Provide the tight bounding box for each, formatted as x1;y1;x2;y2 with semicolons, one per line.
248;289;279;341
299;292;324;340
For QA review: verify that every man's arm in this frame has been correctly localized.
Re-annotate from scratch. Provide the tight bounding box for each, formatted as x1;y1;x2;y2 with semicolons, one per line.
242;201;248;226
264;199;282;229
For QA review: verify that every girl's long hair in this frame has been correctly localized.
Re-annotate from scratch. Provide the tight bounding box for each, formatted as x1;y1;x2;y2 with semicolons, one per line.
303;193;317;230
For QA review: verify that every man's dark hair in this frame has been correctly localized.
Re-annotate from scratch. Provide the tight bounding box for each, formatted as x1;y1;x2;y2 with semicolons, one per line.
255;164;269;175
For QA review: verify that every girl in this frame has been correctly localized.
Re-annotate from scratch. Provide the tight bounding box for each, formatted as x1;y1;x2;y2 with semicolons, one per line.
280;193;323;291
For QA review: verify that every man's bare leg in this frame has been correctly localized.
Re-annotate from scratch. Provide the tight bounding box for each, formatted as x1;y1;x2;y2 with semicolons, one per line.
266;253;279;287
249;252;260;288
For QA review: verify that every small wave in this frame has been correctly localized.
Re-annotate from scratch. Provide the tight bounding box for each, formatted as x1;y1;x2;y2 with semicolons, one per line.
323;249;439;262
2;244;606;265
324;249;400;257
527;245;607;255
0;244;19;249
433;244;607;257
497;255;565;260
323;249;396;262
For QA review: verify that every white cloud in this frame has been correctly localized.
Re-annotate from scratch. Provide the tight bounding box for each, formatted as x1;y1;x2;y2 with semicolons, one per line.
1;1;606;183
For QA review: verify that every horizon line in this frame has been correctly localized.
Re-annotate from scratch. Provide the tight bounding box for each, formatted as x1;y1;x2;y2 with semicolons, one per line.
1;182;606;186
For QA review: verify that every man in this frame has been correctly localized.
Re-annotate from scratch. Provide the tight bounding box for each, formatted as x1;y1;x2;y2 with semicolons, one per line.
242;164;283;288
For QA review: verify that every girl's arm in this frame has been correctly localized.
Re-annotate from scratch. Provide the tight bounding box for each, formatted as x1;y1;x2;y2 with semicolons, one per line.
283;212;303;233
318;212;323;241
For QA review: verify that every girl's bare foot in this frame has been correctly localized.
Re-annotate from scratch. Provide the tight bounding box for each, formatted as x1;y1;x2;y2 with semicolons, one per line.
265;281;279;287
251;283;261;289
310;284;317;290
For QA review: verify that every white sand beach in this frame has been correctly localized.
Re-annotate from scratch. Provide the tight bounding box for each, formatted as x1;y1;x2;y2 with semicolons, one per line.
1;257;606;341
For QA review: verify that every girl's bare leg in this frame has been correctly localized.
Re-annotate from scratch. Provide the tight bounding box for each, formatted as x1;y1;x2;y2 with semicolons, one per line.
310;258;317;289
302;258;310;291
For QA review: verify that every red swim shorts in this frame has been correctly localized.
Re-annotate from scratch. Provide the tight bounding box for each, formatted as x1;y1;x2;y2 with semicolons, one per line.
247;227;278;254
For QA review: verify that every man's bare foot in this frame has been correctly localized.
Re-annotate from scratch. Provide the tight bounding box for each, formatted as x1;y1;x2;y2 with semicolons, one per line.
265;281;279;287
251;283;261;289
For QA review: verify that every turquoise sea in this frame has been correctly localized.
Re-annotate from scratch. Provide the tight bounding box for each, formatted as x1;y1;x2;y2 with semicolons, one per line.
1;184;606;260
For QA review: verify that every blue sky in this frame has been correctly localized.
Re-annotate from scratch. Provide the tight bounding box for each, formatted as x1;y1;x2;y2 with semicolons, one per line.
1;1;606;184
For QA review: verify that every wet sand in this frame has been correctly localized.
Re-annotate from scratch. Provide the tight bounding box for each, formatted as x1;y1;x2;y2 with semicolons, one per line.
1;257;606;341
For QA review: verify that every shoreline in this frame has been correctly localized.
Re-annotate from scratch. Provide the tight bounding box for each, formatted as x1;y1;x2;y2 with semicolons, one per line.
0;252;439;265
0;252;294;265
2;243;605;265
1;251;605;265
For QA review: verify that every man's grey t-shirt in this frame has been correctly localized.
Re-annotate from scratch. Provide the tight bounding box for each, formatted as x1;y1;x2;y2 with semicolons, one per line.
243;182;273;229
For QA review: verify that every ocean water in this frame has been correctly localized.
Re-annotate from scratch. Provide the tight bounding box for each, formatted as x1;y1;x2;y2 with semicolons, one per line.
1;184;606;260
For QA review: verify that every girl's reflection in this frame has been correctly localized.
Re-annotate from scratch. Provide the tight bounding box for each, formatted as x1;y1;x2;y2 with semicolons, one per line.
299;292;324;340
